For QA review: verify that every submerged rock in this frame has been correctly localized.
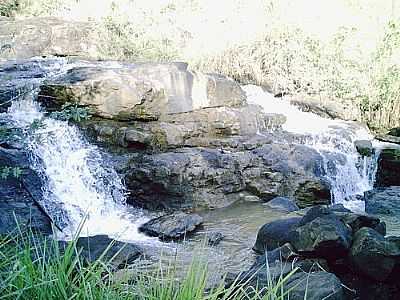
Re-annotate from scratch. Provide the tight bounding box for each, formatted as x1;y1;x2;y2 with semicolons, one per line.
59;235;142;268
207;232;224;246
264;196;299;212
139;212;203;240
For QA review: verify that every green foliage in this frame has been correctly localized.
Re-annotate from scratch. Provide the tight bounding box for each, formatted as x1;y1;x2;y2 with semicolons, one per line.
0;166;23;179
0;0;20;17
0;227;301;300
50;102;91;122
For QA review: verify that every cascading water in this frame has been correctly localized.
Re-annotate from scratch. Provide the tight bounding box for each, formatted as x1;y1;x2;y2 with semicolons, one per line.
3;58;151;241
243;85;380;211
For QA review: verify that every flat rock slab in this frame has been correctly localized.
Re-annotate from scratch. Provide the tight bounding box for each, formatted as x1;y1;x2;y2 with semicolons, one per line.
59;235;142;269
139;212;203;240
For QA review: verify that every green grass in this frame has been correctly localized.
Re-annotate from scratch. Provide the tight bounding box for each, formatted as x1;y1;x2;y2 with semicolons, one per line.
0;224;299;300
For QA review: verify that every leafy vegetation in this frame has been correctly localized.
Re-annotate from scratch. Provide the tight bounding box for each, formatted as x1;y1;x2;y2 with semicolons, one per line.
50;102;91;122
0;166;22;179
0;227;301;300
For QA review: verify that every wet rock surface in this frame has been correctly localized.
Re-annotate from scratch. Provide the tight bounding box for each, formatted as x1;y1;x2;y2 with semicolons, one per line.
0;146;52;234
252;205;400;299
264;196;300;212
139;212;203;240
59;235;143;269
365;186;400;215
375;148;400;186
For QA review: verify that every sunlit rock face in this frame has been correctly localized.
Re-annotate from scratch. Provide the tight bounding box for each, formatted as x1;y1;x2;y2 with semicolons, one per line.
38;63;247;121
0;17;99;60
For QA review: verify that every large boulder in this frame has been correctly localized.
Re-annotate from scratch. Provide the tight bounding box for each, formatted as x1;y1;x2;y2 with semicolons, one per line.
288;206;352;259
349;227;400;282
285;271;345;300
124;144;330;210
59;235;142;268
354;140;373;157
0;146;52;234
0;17;99;60
38;63;247;121
139;212;203;240
375;148;400;186
365;186;400;215
253;217;302;253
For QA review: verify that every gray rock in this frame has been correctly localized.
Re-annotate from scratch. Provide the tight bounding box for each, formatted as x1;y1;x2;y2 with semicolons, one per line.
264;197;299;212
139;212;203;240
253;217;302;253
350;228;400;282
59;235;142;269
289;206;352;259
38;63;246;121
207;232;224;246
365;186;400;215
0;17;99;60
285;271;345;300
375;148;400;186
355;140;374;157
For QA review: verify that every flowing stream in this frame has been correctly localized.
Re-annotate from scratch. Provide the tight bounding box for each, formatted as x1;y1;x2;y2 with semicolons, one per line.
2;58;151;242
243;85;380;212
1;59;381;248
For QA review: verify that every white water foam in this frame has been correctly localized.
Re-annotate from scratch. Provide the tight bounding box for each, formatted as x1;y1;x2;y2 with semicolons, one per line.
4;59;154;242
243;85;379;211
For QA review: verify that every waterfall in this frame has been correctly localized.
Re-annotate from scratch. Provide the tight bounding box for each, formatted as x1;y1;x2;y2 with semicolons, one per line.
243;85;379;211
3;58;151;241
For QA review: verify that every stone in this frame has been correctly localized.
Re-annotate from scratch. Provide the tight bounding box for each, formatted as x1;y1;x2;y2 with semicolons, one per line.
289;206;352;259
349;227;400;282
375;148;400;186
388;127;400;137
253;217;302;253
285;271;345;300
38;63;246;121
376;134;400;145
354;140;374;156
0;146;52;235
124;145;329;211
59;235;142;269
139;212;203;240
264;196;299;212
365;186;400;215
207;232;224;246
0;17;100;60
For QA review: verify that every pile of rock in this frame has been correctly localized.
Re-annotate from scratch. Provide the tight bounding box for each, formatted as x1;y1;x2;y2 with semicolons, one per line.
249;205;400;299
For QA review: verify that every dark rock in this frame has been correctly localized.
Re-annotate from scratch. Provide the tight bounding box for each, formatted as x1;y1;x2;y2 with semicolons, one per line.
329;203;351;213
365;186;400;215
349;227;400;282
335;211;384;235
0;147;52;234
139;212;203;240
376;148;400;186
289;206;352;259
125;145;329;210
376;134;400;145
59;235;142;268
355;140;374;157
254;243;297;265
285;271;344;300
264;196;299;212
207;232;224;246
253;217;302;253
388;127;400;137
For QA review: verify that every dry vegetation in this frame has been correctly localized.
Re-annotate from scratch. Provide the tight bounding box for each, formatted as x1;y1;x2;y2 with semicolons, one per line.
2;0;400;131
